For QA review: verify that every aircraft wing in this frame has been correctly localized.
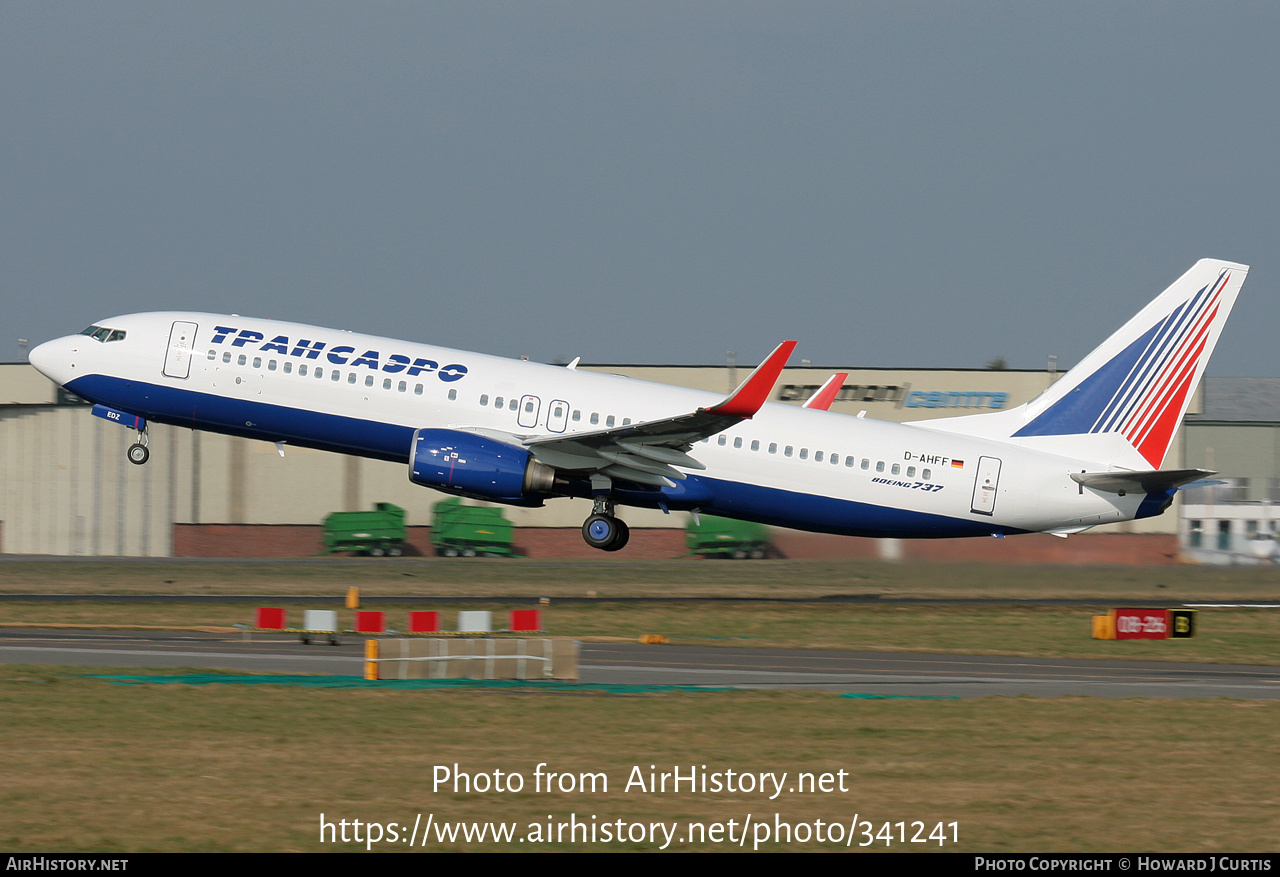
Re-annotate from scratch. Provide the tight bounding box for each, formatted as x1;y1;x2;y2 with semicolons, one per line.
516;340;797;487
1070;468;1214;495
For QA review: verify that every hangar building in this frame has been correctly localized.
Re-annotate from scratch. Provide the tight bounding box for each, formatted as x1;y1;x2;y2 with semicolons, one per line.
0;359;1263;562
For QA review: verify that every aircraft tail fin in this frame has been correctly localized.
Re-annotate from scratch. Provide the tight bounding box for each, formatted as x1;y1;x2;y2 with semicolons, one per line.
915;259;1248;468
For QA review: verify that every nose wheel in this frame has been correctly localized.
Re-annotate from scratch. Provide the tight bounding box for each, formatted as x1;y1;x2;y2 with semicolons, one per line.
126;425;150;466
582;514;630;552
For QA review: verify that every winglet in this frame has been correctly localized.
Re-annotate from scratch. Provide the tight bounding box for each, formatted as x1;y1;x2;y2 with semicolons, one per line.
802;372;848;411
705;340;797;418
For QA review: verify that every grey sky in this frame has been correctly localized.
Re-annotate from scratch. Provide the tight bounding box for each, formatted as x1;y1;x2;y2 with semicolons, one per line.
4;2;1278;375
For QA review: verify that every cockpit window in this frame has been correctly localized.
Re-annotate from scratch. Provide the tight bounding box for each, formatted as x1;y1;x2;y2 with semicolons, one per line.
78;325;126;343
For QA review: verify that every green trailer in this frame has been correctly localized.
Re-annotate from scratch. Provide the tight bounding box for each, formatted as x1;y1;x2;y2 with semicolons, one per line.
686;514;772;559
320;502;407;556
431;498;521;557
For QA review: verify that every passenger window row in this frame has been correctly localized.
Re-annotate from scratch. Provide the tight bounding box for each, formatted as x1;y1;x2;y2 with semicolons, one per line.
476;394;631;428
702;434;933;481
205;349;459;400
203;347;929;477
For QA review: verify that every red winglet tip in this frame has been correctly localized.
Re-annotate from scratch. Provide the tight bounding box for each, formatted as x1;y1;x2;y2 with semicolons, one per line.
709;340;797;418
803;372;849;411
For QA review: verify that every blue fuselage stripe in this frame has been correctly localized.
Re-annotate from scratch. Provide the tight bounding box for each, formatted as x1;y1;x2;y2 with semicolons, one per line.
68;374;415;462
70;374;1026;539
694;476;1025;539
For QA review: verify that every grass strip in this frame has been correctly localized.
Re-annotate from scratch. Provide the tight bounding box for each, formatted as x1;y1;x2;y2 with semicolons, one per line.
2;665;1277;852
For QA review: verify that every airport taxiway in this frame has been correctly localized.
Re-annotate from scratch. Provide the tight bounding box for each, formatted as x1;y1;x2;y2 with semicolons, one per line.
2;628;1278;698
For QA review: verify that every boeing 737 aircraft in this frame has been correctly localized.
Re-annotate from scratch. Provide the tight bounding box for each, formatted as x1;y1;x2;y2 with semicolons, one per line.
28;259;1246;552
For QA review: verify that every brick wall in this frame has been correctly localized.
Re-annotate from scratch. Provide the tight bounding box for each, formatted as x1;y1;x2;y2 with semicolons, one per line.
172;524;688;559
770;531;1180;565
172;523;1179;564
173;525;329;558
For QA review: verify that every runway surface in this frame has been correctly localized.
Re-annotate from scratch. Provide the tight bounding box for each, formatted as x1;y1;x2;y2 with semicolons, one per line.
3;628;1279;698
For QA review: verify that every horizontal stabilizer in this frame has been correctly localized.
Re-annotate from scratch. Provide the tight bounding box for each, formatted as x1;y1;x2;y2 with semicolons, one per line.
1070;468;1214;495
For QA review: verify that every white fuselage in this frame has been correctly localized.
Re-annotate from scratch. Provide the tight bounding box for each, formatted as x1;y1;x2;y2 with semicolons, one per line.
30;311;1154;539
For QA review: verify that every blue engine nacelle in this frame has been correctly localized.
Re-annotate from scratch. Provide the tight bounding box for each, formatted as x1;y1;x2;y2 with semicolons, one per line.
409;428;555;506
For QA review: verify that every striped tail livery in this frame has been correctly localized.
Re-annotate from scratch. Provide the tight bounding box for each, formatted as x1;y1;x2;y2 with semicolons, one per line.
919;259;1247;471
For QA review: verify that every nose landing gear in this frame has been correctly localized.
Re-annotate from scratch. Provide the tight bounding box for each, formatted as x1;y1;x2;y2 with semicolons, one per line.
127;426;150;465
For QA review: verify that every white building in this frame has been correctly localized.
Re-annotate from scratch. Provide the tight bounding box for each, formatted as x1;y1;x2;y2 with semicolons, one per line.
1180;378;1280;565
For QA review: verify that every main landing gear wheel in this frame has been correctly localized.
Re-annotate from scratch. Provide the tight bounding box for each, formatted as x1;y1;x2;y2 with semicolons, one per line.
582;514;629;552
606;519;630;552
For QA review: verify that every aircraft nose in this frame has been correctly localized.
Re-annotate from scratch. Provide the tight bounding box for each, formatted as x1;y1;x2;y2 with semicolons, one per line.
28;336;78;387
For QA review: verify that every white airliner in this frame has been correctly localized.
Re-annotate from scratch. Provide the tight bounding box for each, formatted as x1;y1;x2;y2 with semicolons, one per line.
28;259;1246;552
